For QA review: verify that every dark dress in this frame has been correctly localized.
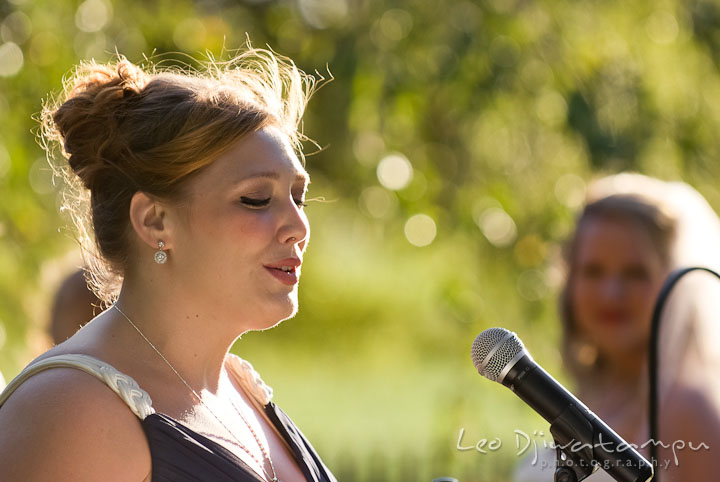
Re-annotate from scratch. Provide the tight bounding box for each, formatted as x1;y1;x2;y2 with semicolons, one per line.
144;404;336;481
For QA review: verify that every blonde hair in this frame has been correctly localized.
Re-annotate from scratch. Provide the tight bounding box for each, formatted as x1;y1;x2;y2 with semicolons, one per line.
40;48;321;303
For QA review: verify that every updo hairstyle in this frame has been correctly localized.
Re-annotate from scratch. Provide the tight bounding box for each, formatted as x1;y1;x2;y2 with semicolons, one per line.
40;48;320;304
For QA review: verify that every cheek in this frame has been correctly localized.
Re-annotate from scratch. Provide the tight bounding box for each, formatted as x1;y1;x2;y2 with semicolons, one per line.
217;207;274;237
626;280;661;319
234;215;272;239
571;279;597;312
183;210;275;263
570;281;594;330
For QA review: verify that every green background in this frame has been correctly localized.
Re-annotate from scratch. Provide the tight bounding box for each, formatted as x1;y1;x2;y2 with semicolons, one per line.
2;0;720;480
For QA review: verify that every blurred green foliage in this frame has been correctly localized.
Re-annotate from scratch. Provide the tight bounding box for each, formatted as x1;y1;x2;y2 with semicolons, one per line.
2;0;720;479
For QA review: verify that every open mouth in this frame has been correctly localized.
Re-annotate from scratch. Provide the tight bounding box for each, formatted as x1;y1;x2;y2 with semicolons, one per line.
265;265;300;285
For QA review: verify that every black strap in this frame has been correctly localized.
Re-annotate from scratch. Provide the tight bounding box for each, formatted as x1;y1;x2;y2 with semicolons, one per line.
648;266;720;479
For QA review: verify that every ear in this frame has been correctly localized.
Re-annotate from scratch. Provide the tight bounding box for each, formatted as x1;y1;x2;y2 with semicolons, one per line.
128;191;172;251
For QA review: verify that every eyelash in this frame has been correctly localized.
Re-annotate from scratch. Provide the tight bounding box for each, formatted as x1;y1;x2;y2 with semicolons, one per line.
240;197;307;208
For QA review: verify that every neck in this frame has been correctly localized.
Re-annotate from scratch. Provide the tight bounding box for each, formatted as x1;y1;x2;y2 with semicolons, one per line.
112;274;246;394
601;349;647;384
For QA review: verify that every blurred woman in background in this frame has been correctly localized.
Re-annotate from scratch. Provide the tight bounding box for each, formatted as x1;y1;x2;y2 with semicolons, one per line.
516;173;720;481
49;268;101;343
0;47;336;482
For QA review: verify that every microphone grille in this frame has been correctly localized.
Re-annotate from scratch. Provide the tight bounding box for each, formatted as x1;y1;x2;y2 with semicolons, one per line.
471;327;526;382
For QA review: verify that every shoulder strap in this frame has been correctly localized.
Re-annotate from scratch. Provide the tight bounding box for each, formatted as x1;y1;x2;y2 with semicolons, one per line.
648;266;720;476
0;354;155;420
225;354;273;406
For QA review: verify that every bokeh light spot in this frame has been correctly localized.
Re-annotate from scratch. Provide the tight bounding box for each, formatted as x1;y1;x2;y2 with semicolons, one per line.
477;207;517;247
353;131;385;166
298;0;349;29
0;42;23;77
535;90;567;127
1;11;32;45
646;11;679;45
377;152;413;190
404;214;437;247
75;0;113;33
379;9;413;42
359;186;397;219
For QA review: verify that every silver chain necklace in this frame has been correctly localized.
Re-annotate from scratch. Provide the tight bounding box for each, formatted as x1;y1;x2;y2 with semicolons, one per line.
113;304;281;482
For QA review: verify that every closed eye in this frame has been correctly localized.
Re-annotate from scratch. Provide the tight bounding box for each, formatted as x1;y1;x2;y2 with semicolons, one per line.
580;263;603;279
241;196;308;209
240;196;271;207
623;265;650;281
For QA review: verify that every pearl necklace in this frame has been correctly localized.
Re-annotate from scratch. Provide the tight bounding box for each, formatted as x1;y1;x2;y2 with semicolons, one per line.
113;304;281;482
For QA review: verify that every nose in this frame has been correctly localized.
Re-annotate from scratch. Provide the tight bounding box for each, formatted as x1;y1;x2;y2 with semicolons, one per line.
601;276;624;300
278;198;310;247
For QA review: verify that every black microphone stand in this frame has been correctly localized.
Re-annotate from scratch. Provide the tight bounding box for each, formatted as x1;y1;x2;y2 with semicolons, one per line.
548;396;654;481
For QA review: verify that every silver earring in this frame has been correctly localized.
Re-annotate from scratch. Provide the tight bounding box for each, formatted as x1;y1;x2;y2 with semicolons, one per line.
154;240;168;264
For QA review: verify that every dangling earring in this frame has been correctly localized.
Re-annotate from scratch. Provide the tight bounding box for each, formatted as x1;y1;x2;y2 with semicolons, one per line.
571;338;598;368
154;240;168;264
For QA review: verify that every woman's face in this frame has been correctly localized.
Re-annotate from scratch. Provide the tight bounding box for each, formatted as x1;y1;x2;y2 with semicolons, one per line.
169;125;310;331
570;217;668;359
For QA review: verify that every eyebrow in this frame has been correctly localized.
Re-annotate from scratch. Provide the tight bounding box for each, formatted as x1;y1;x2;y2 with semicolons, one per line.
237;171;310;184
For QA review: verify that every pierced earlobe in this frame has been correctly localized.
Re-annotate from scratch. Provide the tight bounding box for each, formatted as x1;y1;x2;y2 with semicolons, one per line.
154;240;168;264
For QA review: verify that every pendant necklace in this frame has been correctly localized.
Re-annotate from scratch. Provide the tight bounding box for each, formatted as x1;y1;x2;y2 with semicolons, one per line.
113;304;281;482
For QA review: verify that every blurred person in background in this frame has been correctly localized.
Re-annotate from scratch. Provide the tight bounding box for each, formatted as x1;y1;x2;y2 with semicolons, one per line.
0;47;336;482
49;268;101;344
515;173;720;481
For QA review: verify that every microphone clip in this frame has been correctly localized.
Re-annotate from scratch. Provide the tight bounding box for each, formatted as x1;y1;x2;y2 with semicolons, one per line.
550;404;597;482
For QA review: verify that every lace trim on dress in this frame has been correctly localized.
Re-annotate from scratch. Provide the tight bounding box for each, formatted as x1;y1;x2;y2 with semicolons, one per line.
0;353;274;421
0;353;155;419
225;354;274;406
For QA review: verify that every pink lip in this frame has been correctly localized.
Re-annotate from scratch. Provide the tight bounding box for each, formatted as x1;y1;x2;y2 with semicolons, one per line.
264;258;302;286
597;309;629;325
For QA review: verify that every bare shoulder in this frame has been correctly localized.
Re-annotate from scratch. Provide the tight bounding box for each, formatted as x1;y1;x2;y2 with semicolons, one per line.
660;383;720;479
0;367;151;482
664;383;720;440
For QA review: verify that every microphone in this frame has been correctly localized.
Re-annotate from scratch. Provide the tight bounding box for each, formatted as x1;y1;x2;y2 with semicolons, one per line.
471;327;654;482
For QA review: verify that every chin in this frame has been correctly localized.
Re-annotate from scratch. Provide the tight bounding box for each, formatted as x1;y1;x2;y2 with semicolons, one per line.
598;335;645;357
251;298;299;331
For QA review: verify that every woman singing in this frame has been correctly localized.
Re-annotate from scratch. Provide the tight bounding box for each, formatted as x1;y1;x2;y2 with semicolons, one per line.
0;47;336;482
